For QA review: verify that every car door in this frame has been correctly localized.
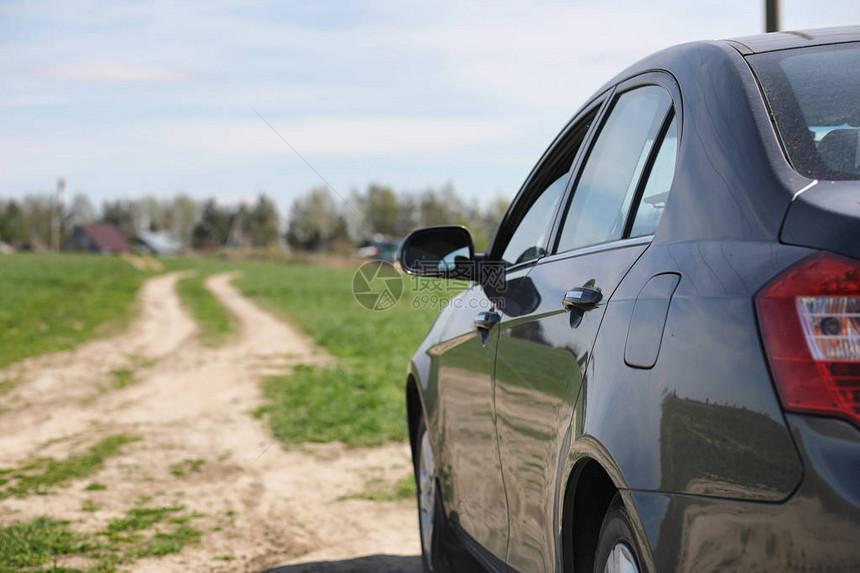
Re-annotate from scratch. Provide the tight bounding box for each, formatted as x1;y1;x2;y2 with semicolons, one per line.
492;77;679;573
429;277;507;563
432;97;606;566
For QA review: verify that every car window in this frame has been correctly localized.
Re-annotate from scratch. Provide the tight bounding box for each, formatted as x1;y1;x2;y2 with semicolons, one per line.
556;85;672;253
630;115;677;237
498;108;598;267
747;43;860;181
501;175;567;266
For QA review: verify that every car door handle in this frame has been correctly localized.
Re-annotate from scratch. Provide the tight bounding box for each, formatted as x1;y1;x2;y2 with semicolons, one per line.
474;311;501;347
474;311;501;331
562;286;603;311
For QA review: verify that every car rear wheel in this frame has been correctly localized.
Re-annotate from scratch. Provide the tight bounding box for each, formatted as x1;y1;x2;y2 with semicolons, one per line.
593;493;644;573
415;417;437;572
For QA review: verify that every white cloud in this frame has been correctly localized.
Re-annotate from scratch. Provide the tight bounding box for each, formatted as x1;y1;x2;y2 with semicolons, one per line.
36;63;190;83
142;116;517;158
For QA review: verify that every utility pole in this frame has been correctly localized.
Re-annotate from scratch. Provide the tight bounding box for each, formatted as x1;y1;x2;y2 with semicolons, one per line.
52;177;65;252
766;0;781;33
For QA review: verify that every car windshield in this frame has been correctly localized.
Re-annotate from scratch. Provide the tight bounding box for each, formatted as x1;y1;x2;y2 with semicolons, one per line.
747;42;860;181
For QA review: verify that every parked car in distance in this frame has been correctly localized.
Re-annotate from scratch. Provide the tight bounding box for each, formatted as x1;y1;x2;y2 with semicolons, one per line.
357;234;401;263
400;26;860;573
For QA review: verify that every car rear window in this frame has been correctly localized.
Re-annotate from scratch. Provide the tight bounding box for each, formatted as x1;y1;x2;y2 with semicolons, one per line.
747;43;860;181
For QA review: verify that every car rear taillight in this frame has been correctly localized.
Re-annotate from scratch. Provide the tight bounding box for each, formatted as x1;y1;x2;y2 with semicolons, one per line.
756;252;860;428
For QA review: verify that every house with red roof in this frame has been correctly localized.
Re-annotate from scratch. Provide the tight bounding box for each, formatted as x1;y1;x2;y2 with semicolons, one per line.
67;224;131;254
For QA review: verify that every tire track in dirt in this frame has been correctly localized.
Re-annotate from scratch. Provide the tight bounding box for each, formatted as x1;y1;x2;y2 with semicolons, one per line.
0;271;419;572
0;271;197;461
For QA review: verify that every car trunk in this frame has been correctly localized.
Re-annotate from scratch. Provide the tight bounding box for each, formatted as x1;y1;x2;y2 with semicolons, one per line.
781;180;860;260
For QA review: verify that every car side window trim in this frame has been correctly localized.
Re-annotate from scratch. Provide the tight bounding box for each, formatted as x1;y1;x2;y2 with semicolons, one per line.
622;108;677;238
548;72;683;255
537;234;655;267
540;87;618;268
486;90;614;271
554;84;671;253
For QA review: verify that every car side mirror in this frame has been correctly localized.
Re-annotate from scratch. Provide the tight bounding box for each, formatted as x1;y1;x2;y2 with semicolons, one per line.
398;225;477;280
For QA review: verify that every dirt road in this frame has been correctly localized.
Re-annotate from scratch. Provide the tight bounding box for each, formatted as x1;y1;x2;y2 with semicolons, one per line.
0;272;421;572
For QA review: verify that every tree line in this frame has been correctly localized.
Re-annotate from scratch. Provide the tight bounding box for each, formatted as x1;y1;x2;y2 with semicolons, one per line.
0;184;509;252
0;193;281;250
288;183;508;252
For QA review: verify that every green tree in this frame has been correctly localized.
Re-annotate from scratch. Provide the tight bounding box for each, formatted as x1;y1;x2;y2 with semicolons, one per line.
0;201;28;243
227;203;253;248
417;184;463;228
171;194;201;249
192;199;232;249
137;195;170;231
251;194;281;247
101;200;136;239
23;195;53;245
363;184;400;236
67;194;96;229
287;187;343;250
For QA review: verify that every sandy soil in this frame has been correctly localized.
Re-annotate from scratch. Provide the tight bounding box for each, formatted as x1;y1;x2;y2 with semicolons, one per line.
0;271;421;572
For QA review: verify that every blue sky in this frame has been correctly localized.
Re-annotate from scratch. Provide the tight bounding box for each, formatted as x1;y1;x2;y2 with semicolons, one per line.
1;1;858;217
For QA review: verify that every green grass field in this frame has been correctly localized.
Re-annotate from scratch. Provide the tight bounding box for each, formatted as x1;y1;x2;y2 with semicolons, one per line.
0;254;152;370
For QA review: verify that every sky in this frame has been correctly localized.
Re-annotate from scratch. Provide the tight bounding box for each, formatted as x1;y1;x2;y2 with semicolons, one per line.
1;0;859;218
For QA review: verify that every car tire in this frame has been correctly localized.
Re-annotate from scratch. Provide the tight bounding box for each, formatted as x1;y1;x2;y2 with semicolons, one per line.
593;492;645;573
415;417;439;573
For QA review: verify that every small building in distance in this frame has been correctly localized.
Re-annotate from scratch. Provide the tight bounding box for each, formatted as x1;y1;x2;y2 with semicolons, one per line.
136;230;182;255
67;223;131;254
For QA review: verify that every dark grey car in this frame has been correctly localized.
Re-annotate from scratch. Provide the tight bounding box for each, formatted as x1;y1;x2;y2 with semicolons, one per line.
399;27;860;573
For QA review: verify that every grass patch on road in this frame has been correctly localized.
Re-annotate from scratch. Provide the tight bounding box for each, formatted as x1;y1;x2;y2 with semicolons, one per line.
100;500;203;564
0;254;152;370
0;502;203;572
342;475;416;502
109;367;135;390
176;273;237;347
0;516;93;571
169;459;205;477
0;434;138;500
105;355;156;392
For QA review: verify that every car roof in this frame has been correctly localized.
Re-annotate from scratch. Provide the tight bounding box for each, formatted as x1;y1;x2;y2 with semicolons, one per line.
725;25;860;55
589;26;860;106
511;25;857;255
